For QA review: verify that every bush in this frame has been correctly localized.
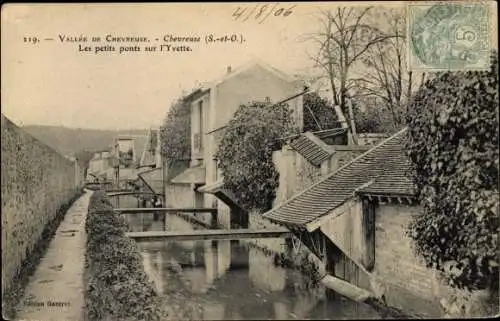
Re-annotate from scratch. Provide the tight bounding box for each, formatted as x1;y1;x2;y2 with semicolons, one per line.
84;190;163;321
160;98;191;165
216;101;299;212
405;53;499;291
303;92;339;132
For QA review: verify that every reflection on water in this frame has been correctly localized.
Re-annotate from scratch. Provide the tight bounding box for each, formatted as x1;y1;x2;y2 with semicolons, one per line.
116;199;383;320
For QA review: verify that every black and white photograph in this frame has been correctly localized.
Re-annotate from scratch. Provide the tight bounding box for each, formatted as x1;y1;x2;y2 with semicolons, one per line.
1;2;499;320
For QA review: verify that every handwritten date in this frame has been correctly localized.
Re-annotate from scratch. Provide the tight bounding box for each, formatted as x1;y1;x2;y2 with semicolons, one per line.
232;3;296;24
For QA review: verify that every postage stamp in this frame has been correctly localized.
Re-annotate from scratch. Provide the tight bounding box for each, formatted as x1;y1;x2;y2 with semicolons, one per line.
407;1;491;71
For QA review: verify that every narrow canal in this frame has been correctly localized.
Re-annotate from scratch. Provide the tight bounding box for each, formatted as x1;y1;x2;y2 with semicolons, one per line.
113;195;385;320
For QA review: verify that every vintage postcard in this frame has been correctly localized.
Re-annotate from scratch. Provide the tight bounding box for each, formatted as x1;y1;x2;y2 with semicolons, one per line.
1;2;498;321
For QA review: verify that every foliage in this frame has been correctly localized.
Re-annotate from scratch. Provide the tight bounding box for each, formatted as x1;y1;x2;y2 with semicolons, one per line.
303;92;340;132
216;101;299;212
74;149;94;171
160;98;191;165
119;148;134;167
307;6;398;136
404;53;499;292
354;8;425;130
352;97;397;133
85;191;163;321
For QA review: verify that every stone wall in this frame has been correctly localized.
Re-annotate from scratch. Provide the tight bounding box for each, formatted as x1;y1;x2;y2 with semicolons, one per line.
165;183;194;208
1;115;83;298
373;203;457;317
357;133;389;147
241;212;326;279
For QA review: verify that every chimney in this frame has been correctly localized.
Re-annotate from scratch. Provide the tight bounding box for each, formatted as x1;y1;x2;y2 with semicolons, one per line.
227;66;232;74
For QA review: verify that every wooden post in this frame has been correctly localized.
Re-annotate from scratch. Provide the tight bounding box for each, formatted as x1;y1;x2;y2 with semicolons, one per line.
347;98;358;145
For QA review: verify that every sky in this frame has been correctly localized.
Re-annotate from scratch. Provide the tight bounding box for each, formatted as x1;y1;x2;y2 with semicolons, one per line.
1;2;497;130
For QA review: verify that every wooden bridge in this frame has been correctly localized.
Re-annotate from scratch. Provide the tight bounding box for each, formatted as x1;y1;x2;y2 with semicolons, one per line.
126;228;292;241
114;207;218;214
107;191;159;197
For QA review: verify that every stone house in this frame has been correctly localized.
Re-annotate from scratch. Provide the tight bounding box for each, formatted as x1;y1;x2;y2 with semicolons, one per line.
166;59;306;227
262;128;471;318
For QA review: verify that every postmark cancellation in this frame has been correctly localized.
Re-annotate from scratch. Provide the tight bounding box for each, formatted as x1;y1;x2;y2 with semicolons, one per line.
407;1;492;71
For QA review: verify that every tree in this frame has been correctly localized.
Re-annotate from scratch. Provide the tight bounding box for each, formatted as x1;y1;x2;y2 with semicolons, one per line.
353;9;413;131
351;97;394;133
306;6;396;135
74;149;94;173
405;53;498;300
303;92;339;132
118;148;134;168
159;98;191;167
216;101;299;212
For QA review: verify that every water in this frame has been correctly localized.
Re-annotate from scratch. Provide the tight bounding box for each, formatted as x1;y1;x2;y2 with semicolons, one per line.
113;195;384;320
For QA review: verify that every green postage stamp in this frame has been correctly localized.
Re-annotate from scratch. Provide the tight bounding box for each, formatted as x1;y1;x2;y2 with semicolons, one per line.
407;1;492;71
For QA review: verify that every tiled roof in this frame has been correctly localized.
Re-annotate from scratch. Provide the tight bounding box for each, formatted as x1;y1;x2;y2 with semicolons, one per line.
356;171;415;196
262;128;414;227
138;167;163;194
288;132;335;167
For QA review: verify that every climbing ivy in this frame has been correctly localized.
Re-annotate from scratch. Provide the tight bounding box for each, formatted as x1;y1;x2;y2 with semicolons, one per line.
216;101;299;212
160;98;191;165
404;53;499;291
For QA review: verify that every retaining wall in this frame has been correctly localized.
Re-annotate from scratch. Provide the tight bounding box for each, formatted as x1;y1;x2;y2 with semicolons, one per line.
1;115;83;298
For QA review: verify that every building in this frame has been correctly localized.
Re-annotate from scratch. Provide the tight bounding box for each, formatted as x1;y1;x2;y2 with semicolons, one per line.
134;127;165;202
108;134;149;188
87;149;115;182
262;128;471;317
167;59;307;227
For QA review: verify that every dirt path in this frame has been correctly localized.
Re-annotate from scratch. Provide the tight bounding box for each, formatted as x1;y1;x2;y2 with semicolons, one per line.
15;191;92;321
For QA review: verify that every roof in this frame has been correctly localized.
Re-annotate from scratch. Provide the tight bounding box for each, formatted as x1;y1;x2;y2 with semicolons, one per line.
356;171;415;196
262;128;415;228
315;128;348;140
197;179;224;193
197;179;245;211
207;58;300;89
288;132;336;167
170;166;206;184
138;167;163;194
281;127;347;143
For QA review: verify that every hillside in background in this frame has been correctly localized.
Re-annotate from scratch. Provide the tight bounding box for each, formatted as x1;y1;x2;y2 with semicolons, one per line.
22;125;149;158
